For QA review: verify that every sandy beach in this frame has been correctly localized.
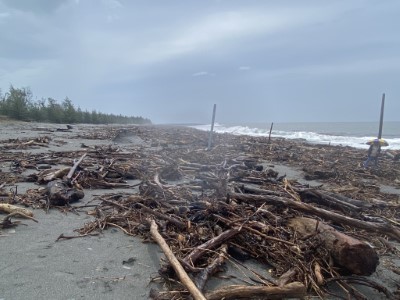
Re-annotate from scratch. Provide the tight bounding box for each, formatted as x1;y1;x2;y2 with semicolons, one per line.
0;121;399;300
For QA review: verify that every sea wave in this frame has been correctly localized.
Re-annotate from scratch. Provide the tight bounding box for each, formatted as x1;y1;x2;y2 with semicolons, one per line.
191;124;400;150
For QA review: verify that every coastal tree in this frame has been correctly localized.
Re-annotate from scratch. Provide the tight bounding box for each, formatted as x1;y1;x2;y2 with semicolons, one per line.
0;85;152;125
62;97;77;123
2;86;32;120
47;98;64;123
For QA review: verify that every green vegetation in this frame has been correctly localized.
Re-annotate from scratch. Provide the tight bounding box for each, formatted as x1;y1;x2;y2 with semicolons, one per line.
0;85;151;125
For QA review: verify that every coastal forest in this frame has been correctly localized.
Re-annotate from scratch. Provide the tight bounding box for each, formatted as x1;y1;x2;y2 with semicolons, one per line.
0;86;151;125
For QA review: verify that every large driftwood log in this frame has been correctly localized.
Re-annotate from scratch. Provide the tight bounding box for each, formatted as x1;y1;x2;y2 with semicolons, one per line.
229;192;400;241
205;282;306;300
149;220;206;300
288;217;379;275
46;180;84;206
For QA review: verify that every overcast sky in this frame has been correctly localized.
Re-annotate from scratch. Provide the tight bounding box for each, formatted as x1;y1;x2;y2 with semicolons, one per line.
0;0;399;124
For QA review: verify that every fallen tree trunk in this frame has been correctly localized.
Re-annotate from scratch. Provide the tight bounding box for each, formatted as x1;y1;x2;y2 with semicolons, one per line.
288;217;379;275
205;282;306;300
229;192;400;242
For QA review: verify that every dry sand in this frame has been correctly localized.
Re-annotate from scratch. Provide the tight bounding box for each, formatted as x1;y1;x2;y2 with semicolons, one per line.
0;121;399;300
0;122;163;300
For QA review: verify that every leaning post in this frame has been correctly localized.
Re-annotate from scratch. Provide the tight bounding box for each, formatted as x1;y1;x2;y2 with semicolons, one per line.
268;122;274;143
207;104;217;150
378;93;385;139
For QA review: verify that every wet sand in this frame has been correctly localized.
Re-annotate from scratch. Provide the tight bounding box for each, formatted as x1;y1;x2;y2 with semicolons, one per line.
0;121;399;300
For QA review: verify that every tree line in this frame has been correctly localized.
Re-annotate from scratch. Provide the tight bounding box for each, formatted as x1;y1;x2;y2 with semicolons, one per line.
0;86;152;125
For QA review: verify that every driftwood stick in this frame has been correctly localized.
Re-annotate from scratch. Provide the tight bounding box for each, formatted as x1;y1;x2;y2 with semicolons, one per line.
215;214;295;246
67;152;87;180
205;282;306;300
195;244;228;291
276;269;297;287
0;203;34;218
230;192;400;241
184;228;240;266
326;276;394;299
137;203;186;229
300;190;361;212
149;220;206;300
56;232;100;241
1;212;38;228
3;212;38;223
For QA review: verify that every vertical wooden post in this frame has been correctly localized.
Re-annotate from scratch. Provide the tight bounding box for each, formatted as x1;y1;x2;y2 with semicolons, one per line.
268;122;274;143
207;104;217;150
378;93;385;139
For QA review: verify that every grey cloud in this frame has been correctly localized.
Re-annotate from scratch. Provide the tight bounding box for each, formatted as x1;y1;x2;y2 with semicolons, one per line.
0;0;399;124
0;0;68;14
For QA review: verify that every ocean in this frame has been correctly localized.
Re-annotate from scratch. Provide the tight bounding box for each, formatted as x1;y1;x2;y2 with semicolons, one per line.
191;121;400;150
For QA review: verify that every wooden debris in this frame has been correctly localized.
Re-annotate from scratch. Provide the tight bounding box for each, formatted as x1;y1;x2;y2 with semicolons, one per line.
0;212;38;229
0;203;34;218
1;124;399;299
46;180;84;206
288;217;379;275
205;282;307;300
150;219;206;300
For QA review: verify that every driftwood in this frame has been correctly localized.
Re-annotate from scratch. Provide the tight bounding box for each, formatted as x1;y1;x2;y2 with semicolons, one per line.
288;217;379;275
230;192;400;242
0;203;34;218
149;220;206;300
183;228;241;266
0;212;38;229
46;180;84;206
67;152;87;181
38;167;70;183
205;282;307;300
136;203;186;229
2;124;399;299
194;244;228;291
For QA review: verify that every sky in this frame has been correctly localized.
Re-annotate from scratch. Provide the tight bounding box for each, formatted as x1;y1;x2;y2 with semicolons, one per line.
0;0;399;124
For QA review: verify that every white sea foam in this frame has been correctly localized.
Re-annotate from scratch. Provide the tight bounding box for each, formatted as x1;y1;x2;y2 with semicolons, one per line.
191;124;400;150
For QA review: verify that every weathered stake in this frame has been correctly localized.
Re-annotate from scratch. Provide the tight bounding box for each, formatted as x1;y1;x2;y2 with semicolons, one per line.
378;93;385;139
207;104;217;150
268;122;274;143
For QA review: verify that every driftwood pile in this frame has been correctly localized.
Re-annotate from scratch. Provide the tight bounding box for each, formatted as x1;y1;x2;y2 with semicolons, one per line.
0;125;399;299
